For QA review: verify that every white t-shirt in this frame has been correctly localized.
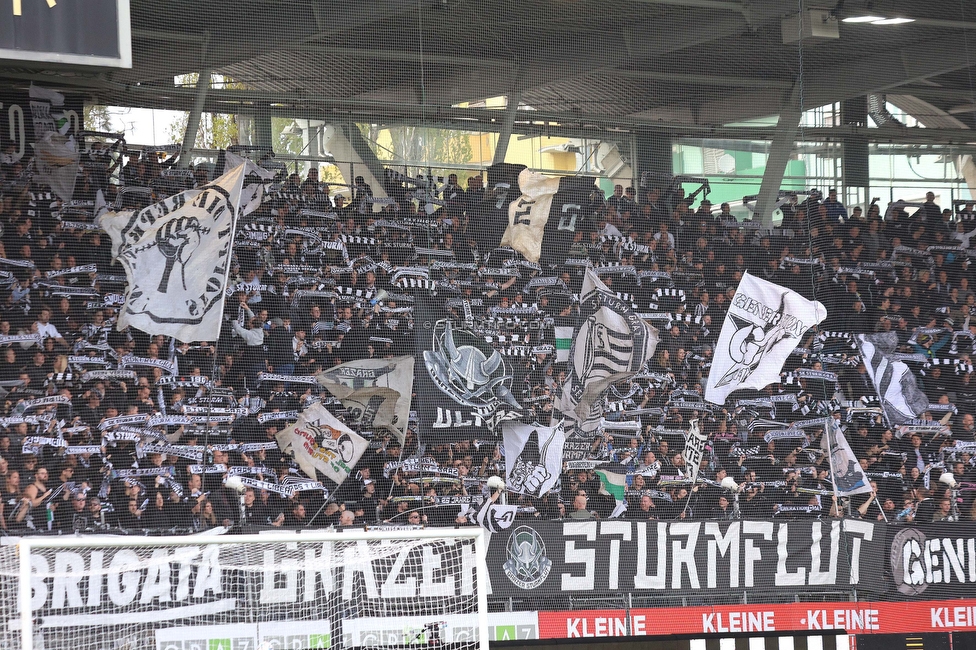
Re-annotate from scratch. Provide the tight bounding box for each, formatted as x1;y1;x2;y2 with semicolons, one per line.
35;321;62;341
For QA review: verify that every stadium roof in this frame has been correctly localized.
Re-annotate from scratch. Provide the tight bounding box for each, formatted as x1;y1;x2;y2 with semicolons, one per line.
3;0;976;142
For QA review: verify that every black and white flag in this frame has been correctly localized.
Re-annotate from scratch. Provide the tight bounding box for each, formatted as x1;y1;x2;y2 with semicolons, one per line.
414;295;521;442
100;164;247;342
29;85;80;202
822;419;873;496
315;356;414;442
503;421;565;497
681;418;708;484
856;332;929;425
500;169;561;263
459;496;518;533
553;268;659;437
274;402;368;487
705;272;826;405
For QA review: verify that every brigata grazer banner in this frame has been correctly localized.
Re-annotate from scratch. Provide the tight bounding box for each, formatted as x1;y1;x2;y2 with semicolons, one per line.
4;536;483;650
485;519;885;597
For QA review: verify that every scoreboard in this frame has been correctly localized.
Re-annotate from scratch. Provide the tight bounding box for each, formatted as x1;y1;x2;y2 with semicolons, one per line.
0;0;131;68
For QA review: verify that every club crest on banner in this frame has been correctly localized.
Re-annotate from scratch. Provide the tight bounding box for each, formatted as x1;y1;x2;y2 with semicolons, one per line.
570;290;652;406
503;526;552;590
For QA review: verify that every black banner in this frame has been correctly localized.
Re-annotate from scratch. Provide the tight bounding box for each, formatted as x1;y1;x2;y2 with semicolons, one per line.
413;294;520;442
887;523;976;600
486;519;885;597
0;86;84;153
470;163;526;252
540;176;597;268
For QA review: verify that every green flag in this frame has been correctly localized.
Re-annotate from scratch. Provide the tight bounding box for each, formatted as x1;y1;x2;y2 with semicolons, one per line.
595;465;627;502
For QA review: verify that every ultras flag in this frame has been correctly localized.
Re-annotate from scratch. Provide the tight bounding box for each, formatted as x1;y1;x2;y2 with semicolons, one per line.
99;164;248;342
414;294;521;442
705;271;826;405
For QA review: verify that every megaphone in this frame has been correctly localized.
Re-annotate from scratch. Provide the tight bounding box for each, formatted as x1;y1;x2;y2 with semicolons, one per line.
370;289;389;306
939;472;958;489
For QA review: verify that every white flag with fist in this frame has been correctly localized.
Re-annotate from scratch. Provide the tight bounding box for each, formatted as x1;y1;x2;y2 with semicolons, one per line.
100;164;248;342
503;421;565;497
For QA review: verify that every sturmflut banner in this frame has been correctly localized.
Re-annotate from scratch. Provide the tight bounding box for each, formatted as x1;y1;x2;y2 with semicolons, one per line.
487;519;884;597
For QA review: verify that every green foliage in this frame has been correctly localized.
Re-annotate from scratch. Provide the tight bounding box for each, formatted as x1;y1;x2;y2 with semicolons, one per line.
272;118;304;156
165;74;243;151
83;105;116;133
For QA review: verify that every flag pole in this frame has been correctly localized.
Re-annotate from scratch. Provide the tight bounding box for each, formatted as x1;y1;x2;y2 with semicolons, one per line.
824;417;842;517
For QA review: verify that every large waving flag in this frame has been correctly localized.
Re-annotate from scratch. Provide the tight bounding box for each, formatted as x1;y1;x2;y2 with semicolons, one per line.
554;268;658;435
856;332;929;425
100;164;248;342
705;271;826;405
275;402;368;488
316;356;414;442
500;169;561;263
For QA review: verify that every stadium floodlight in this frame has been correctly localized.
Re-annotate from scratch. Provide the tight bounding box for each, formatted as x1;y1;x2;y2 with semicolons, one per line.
871;17;915;24
842;15;884;22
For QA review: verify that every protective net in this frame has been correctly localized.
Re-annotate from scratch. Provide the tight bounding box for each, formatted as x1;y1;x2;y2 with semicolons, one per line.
4;0;976;645
2;529;488;650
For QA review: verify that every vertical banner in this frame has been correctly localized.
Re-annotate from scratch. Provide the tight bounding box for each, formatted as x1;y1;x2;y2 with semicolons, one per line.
500;169;561;263
553;268;658;437
503;421;565;497
682;419;708;484
822;419;873;496
414;294;521;442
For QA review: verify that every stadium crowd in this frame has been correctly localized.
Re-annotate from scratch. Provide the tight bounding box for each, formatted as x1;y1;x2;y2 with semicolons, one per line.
0;142;975;536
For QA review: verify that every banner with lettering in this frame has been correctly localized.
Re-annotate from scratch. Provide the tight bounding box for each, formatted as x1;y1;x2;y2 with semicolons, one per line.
485;519;884;597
